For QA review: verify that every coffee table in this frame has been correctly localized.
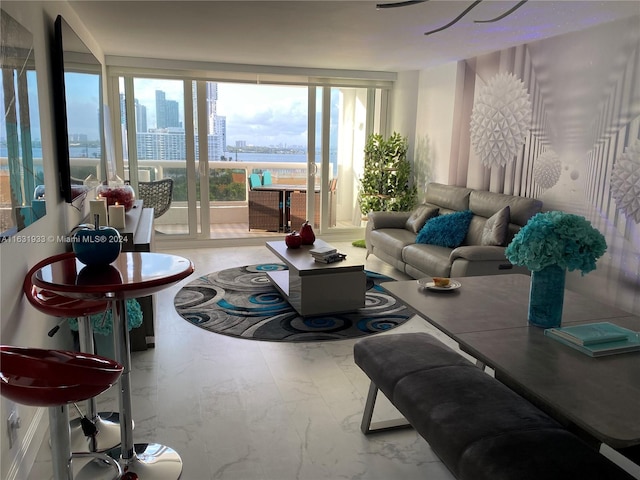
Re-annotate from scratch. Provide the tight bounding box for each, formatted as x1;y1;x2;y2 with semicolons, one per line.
266;240;366;316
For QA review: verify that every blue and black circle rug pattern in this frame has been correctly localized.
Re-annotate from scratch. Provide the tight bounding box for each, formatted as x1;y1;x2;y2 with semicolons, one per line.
173;263;412;342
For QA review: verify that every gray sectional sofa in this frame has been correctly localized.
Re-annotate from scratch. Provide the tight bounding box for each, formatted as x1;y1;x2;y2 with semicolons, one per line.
365;183;543;278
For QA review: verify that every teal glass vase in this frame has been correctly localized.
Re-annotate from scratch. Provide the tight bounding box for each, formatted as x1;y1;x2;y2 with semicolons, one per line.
528;265;566;328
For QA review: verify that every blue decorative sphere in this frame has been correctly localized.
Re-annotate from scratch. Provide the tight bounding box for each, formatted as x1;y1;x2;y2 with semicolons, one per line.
72;226;122;266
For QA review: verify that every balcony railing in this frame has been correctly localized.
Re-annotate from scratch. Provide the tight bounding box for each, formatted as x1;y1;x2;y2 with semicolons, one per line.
2;156;333;230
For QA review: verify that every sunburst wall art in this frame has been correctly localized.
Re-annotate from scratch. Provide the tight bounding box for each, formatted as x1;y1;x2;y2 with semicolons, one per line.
470;72;532;169
610;139;640;224
533;149;562;190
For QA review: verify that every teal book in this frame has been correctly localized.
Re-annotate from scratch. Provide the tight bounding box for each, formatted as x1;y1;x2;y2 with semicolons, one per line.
545;323;640;357
545;322;631;346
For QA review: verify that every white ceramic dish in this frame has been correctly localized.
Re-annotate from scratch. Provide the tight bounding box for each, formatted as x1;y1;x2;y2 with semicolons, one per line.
417;278;462;291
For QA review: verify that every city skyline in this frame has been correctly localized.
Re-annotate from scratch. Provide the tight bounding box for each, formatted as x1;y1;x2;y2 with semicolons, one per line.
128;79;309;148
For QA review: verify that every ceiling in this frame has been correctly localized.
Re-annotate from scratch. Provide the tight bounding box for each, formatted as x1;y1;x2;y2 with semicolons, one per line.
69;0;640;73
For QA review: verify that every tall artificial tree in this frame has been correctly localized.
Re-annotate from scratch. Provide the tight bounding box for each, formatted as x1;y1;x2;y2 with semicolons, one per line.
358;132;417;216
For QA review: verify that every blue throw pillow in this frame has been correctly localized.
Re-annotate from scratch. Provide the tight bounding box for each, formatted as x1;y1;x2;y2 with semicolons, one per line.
416;210;474;247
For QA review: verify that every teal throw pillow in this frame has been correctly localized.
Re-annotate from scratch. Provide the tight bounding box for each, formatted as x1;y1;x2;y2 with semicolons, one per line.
416;210;474;247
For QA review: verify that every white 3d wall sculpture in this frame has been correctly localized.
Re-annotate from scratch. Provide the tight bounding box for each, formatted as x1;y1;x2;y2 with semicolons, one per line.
533;149;562;189
470;72;532;169
610;139;640;224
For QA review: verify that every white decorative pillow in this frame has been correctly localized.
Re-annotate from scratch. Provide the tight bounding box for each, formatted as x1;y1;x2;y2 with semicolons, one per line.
405;206;439;234
481;206;510;246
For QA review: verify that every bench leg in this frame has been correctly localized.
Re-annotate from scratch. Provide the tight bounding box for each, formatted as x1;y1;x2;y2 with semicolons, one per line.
360;381;412;435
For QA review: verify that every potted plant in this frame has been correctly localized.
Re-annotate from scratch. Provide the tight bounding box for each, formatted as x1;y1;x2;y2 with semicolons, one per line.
357;132;417;217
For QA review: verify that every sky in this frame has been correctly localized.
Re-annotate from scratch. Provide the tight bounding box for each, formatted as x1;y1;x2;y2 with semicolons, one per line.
6;75;339;150
128;79;310;148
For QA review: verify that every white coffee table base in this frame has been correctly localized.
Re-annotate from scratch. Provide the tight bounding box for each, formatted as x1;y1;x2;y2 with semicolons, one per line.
266;240;366;317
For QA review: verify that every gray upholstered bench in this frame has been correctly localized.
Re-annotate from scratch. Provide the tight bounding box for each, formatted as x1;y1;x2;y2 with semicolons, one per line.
354;332;635;480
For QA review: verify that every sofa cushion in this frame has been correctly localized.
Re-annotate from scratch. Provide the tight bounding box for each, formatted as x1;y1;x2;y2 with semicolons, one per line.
393;366;563;478
481;206;510;246
405;205;439;234
368;228;416;259
402;244;453;278
425;183;472;211
458;428;636;480
353;333;473;400
469;190;542;227
416;210;474;248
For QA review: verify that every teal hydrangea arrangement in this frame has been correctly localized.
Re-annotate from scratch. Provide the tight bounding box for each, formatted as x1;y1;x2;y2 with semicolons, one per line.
505;211;607;274
67;299;143;335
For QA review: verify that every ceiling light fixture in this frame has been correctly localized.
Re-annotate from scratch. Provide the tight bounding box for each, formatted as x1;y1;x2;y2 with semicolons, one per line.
424;0;483;36
375;0;529;35
376;0;427;9
474;0;529;23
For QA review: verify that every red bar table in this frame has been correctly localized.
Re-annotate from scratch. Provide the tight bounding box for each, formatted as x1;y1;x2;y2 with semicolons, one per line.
33;251;194;479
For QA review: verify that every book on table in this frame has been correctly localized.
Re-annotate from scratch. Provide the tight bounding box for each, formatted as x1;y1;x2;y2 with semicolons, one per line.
309;245;337;256
313;252;347;264
544;322;640;357
546;322;632;345
309;244;346;263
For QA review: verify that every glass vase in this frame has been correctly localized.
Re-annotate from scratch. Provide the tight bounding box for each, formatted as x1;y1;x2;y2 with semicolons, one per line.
528;265;566;328
96;183;136;211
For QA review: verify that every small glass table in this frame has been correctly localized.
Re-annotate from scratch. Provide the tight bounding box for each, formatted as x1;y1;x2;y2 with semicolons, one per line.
33;251;194;479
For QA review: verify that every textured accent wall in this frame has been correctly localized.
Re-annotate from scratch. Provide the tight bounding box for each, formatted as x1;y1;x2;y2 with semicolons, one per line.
451;16;640;315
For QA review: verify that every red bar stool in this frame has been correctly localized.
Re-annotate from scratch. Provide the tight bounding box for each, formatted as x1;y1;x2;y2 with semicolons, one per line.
0;346;124;480
24;259;124;454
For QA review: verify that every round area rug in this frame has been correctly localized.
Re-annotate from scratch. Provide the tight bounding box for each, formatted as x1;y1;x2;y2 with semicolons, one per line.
173;263;412;342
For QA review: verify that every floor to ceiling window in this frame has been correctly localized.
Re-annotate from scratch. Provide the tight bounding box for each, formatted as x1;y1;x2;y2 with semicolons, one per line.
110;67;392;241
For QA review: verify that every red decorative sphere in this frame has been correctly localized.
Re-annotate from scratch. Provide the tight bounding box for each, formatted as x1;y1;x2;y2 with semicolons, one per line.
285;231;302;249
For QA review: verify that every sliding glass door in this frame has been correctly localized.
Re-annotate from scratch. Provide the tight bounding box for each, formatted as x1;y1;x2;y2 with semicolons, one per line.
111;68;390;240
308;86;387;232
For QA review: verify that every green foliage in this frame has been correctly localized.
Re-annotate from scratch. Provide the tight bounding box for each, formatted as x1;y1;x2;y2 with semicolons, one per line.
167;169;247;202
358;132;417;215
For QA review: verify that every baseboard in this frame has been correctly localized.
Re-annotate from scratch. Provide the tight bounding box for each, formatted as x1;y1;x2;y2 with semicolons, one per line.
5;407;46;480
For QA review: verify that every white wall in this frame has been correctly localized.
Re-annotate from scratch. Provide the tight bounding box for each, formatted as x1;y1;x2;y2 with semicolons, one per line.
0;2;106;478
416;63;458;189
389;71;419;182
390;64;460;201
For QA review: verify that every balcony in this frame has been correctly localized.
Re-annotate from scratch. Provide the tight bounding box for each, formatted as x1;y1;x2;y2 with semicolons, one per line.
141;159;312;238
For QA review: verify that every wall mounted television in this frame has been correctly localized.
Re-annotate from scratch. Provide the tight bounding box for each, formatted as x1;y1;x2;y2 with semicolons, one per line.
51;15;104;203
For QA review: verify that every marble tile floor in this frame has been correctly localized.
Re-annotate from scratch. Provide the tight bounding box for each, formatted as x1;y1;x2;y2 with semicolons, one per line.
28;242;459;480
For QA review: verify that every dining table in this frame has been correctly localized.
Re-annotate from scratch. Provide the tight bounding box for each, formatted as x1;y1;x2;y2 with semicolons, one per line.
32;251;194;479
252;183;320;232
382;274;640;460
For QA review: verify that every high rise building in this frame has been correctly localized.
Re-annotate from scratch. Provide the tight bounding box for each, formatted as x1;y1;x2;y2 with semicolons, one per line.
121;86;226;161
135;100;147;133
155;90;180;128
207;82;218;135
155;90;167;128
165;100;180;128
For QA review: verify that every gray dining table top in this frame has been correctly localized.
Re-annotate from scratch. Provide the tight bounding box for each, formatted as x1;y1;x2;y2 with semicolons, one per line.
382;274;640;448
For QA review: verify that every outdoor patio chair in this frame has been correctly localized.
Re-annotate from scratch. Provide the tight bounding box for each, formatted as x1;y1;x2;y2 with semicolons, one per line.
289;190;320;231
249;173;262;189
138;178;174;219
248;175;281;231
